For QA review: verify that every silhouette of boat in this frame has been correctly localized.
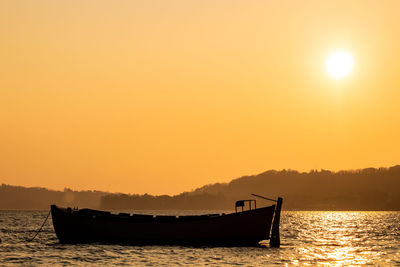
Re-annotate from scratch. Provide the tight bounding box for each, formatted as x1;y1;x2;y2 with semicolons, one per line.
50;196;282;247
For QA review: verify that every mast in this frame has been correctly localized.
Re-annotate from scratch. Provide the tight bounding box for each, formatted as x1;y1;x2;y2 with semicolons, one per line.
270;197;282;248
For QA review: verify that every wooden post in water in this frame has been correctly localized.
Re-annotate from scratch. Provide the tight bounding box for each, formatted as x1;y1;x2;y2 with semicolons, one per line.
270;197;283;248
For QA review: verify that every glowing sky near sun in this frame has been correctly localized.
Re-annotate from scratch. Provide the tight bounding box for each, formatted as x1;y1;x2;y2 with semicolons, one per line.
1;0;400;195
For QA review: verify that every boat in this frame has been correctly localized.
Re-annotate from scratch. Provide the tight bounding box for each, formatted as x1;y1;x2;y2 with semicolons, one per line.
50;195;282;247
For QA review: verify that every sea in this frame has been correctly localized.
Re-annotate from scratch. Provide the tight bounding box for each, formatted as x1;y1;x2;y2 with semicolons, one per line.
0;210;399;266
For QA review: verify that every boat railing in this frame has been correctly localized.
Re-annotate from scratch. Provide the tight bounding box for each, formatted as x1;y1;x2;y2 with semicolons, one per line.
235;199;256;212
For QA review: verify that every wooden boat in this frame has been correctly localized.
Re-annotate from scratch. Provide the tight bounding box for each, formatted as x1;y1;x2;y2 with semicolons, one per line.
50;196;282;247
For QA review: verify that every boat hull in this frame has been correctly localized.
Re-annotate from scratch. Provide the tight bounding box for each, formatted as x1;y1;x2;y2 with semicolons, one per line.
50;205;276;246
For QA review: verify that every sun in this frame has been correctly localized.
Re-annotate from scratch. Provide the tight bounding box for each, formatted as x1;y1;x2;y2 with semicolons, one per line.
326;51;354;79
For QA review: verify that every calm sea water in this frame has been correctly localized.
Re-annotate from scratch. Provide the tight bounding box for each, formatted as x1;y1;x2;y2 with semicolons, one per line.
0;210;399;266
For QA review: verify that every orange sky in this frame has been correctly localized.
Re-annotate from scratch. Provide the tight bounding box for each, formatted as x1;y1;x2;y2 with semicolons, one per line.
1;0;399;195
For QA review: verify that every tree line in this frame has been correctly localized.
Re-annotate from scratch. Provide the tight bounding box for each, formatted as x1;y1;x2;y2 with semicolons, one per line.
1;165;400;210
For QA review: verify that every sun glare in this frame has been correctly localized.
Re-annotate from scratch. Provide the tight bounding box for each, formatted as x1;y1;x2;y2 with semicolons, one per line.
326;51;354;79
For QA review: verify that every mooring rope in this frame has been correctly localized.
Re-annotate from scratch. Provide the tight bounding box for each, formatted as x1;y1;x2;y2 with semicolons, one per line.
28;209;51;242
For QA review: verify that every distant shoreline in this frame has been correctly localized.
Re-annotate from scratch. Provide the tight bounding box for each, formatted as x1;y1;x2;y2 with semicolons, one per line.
1;165;400;211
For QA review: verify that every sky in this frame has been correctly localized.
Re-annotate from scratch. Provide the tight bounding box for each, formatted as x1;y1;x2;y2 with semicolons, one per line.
1;0;400;195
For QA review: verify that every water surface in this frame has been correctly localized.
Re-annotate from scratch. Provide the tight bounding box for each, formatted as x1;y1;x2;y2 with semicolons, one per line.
0;211;399;266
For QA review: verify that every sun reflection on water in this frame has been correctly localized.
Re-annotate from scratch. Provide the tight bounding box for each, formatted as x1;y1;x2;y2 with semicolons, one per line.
283;211;400;266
